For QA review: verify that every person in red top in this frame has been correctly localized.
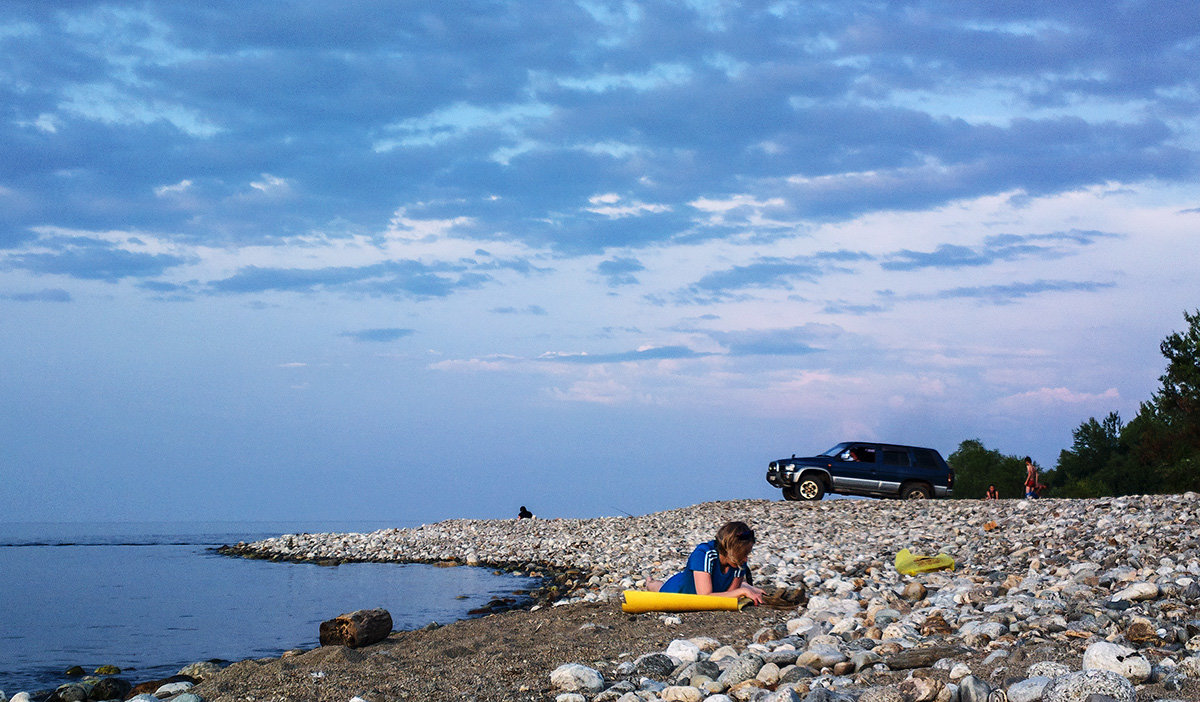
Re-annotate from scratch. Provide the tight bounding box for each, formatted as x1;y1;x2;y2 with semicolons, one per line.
1024;457;1038;499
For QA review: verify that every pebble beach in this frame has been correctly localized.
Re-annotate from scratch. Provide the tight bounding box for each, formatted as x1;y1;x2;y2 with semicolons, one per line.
10;495;1200;702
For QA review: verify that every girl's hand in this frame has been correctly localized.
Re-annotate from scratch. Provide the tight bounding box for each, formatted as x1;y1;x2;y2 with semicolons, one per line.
739;585;764;604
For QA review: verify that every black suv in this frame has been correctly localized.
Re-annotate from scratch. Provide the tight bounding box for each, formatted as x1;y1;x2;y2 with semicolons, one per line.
766;442;954;501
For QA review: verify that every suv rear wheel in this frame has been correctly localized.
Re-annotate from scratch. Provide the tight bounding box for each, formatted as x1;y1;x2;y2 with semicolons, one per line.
901;482;932;499
794;474;826;501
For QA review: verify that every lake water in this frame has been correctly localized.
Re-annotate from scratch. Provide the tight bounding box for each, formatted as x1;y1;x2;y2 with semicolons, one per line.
0;521;541;695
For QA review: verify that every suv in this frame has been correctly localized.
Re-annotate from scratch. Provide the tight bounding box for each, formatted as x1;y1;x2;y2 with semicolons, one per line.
766;442;954;501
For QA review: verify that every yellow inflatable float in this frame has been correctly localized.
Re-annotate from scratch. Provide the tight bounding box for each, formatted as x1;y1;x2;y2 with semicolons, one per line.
894;548;955;575
621;590;753;613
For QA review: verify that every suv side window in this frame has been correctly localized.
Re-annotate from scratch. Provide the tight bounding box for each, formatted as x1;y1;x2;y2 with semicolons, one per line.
912;449;940;470
882;450;909;466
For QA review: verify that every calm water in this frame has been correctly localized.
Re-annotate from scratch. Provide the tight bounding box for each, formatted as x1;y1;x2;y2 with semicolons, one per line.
0;521;540;694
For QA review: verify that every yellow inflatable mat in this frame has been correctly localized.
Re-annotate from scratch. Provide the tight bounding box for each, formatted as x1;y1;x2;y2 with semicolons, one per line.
894;548;955;576
621;590;752;613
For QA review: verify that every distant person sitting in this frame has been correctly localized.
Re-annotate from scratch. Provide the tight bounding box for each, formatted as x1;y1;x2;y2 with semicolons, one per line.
1023;457;1038;499
984;484;999;500
518;505;533;519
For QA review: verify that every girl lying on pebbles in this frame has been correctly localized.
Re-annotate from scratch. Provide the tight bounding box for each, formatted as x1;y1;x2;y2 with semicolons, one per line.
647;520;765;605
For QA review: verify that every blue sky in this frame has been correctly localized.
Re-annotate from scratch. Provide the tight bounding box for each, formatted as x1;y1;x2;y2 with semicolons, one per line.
2;1;1198;523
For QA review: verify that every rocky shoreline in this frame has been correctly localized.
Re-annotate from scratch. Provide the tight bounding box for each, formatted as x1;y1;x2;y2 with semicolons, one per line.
7;495;1200;702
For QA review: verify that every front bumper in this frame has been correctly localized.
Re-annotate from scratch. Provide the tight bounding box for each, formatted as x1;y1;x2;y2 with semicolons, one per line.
766;461;795;488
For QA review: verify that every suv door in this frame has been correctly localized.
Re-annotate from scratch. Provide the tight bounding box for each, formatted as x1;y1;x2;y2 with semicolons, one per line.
831;443;880;494
878;447;912;495
912;448;951;496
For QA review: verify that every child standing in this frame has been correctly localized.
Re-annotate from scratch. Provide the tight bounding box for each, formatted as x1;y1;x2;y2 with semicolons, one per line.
647;521;764;604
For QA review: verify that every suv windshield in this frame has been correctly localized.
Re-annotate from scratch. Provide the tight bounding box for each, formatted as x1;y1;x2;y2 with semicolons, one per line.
821;442;852;457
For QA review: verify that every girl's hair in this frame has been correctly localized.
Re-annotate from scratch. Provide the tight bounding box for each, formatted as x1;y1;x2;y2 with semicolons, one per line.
715;521;756;563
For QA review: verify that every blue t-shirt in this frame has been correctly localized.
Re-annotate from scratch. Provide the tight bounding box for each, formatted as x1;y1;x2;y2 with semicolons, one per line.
659;540;749;595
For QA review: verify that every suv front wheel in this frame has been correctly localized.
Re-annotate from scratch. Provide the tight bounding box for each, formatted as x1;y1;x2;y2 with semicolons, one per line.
790;474;826;501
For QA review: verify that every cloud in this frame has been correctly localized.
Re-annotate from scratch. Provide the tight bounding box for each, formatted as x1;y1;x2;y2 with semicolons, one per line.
883;229;1117;270
596;256;645;286
678;250;871;303
929;279;1116;304
490;305;547;315
1;288;72;302
538;345;712;364
4;238;191;282
998;386;1120;407
208;260;490;298
340;327;416;342
1;2;1192;261
706;327;825;357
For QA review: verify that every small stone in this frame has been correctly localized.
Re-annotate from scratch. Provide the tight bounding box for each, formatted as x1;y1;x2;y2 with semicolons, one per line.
53;683;88;702
556;694;586;702
958;675;992;702
1082;641;1151;682
633;653;677;677
1178;656;1200;677
852;650;883;672
92;677;133;700
155;681;195;697
94;664;121;675
1042;670;1135;702
717;654;766;687
1006;677;1051;702
902;582;927;601
661;685;704;702
757;662;782;685
550;663;605;693
1126;618;1158;643
1110;582;1158;602
898;676;943;701
666;639;701;663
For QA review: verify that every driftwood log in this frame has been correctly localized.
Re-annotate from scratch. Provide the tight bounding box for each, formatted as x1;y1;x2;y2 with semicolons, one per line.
884;645;968;670
318;608;393;648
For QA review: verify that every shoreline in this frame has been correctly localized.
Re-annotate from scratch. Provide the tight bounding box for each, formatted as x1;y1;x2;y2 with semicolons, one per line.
8;495;1200;702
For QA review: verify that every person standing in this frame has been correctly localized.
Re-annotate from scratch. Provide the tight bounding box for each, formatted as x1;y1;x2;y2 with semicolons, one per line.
1023;457;1038;499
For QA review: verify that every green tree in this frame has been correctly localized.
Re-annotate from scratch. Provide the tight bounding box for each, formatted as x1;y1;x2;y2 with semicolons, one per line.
1050;412;1124;497
1050;309;1200;496
948;439;1027;499
1123;309;1200;492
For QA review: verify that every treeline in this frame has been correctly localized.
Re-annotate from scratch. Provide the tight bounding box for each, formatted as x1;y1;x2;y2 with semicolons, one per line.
949;309;1200;499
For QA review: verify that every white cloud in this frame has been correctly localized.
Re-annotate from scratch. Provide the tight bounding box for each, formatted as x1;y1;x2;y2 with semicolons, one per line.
154;179;193;197
58;83;221;137
585;193;671;218
998;386;1120;407
374;101;553;151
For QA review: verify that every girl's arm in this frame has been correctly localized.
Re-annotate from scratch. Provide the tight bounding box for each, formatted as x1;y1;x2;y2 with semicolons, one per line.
693;571;764;603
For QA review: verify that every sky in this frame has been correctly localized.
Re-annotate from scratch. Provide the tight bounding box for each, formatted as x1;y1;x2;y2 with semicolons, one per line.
2;1;1199;524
